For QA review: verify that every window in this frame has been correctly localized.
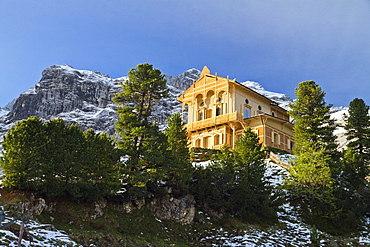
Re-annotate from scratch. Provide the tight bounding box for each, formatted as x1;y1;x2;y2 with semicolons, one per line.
214;135;220;145
203;137;210;148
252;129;259;136
245;99;249;104
272;132;280;145
216;107;222;116
196;139;201;147
206;109;212;119
244;108;250;118
198;111;203;121
288;139;295;150
258;105;262;111
271;111;275;117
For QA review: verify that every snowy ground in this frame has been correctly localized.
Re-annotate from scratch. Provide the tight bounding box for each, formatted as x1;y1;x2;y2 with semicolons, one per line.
0;159;368;246
198;161;370;246
0;217;81;246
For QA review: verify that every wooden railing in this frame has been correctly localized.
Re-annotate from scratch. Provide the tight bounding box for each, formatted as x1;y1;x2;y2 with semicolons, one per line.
268;152;292;170
185;112;243;131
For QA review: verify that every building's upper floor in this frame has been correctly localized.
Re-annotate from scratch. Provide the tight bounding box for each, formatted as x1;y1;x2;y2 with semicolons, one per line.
177;66;291;130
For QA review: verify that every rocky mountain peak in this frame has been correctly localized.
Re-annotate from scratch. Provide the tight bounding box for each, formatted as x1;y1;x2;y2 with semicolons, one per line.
166;68;201;91
240;80;293;109
0;65;195;138
6;65;117;124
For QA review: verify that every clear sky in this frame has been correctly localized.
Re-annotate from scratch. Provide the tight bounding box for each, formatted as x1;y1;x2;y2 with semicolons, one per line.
1;0;370;108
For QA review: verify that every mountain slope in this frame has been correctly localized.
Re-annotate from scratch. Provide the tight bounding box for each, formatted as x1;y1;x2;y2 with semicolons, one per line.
0;65;196;140
0;65;294;142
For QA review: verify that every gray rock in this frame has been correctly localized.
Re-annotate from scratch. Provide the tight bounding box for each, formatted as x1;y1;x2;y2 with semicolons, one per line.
148;194;196;224
0;65;201;139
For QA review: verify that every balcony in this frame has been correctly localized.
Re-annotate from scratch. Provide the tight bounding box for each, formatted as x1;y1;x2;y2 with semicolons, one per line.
185;112;243;131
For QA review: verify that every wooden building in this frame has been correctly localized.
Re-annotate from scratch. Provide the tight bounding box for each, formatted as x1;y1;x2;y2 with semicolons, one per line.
177;66;294;152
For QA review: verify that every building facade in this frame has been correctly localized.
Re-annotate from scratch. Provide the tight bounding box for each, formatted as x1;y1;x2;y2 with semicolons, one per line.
177;66;294;152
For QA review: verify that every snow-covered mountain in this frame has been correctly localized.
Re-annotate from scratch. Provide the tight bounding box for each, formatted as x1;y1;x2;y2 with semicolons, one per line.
0;64;350;149
240;80;293;109
1;65;348;149
0;65;295;142
0;65;193;140
0;64;353;154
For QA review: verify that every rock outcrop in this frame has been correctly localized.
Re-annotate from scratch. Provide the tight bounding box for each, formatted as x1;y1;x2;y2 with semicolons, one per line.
7;65;117;121
166;68;200;91
148;194;196;224
0;65;201;138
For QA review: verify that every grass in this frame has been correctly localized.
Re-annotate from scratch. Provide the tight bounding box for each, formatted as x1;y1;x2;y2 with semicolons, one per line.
0;188;271;246
0;188;368;246
2;191;209;246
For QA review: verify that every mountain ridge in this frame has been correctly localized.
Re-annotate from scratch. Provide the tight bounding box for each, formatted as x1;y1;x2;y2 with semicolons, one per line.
0;64;294;141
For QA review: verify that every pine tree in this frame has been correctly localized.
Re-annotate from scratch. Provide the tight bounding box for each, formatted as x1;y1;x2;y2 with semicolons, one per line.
285;81;352;233
164;113;193;196
1;117;120;201
79;130;121;201
113;63;169;197
1;116;46;190
337;98;370;231
344;98;370;181
288;81;337;156
42;119;84;197
287;80;337;188
285;143;334;218
276;82;369;234
231;128;278;221
193;128;280;222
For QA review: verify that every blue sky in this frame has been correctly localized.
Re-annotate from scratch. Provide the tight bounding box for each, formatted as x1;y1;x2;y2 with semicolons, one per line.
1;0;370;107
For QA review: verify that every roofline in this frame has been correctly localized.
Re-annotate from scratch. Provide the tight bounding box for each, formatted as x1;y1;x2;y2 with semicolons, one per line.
177;72;288;113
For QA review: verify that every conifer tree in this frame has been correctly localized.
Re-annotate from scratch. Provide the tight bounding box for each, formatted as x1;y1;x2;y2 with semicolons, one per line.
285;81;349;233
41;119;85;197
231;128;277;220
164;113;193;196
344;98;370;182
337;98;370;230
193;128;279;222
1;117;120;201
287;81;338;188
113;63;169;197
80;130;121;201
1;116;46;190
288;81;337;157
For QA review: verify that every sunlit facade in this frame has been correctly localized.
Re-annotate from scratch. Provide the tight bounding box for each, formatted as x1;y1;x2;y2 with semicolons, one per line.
177;66;294;152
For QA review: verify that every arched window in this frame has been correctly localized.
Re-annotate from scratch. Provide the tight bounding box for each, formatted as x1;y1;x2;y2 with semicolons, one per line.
244;108;250;118
198;110;204;121
216;106;222;116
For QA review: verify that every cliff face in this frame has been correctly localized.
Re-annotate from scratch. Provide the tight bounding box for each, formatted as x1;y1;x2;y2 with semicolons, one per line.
165;68;200;91
0;65;200;138
7;65;118;121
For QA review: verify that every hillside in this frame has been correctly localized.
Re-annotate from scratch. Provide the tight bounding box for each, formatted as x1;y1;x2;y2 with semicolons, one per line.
0;159;369;246
0;65;368;246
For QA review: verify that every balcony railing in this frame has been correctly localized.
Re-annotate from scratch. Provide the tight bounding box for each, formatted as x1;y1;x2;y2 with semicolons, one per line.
185;112;243;131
